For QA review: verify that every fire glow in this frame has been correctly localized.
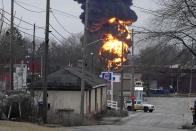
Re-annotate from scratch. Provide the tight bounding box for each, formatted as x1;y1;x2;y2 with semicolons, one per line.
99;17;134;70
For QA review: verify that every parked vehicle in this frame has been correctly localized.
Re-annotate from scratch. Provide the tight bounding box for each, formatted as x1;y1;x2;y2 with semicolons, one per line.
125;100;155;112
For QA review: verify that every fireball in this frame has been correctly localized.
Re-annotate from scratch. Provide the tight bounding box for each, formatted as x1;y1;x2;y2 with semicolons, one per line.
99;17;133;70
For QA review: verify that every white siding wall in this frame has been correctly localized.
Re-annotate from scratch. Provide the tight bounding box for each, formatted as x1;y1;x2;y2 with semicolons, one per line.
84;91;87;114
102;87;107;107
86;90;90;114
97;88;101;111
34;86;107;116
35;91;81;114
91;89;95;112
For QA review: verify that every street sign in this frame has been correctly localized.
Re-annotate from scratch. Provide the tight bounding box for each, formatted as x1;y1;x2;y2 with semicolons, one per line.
101;72;113;80
101;72;120;82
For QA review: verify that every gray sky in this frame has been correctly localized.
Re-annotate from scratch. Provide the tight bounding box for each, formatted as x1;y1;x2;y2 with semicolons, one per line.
1;0;158;43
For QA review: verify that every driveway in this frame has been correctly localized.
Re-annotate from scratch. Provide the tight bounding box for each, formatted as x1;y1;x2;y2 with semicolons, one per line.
63;97;196;131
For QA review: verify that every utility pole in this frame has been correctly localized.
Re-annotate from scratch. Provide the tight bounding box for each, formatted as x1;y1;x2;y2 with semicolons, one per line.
0;0;5;36
43;0;50;123
80;0;89;119
189;41;194;95
31;24;35;97
10;0;14;90
131;29;135;111
90;52;94;73
120;41;124;113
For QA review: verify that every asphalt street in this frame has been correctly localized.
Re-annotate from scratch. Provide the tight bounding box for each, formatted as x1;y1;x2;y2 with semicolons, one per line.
63;97;196;131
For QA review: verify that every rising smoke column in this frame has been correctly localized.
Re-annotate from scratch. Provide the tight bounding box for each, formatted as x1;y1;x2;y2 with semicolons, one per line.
74;0;138;32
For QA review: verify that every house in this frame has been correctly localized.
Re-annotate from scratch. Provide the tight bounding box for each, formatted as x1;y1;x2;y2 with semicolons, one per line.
33;67;107;116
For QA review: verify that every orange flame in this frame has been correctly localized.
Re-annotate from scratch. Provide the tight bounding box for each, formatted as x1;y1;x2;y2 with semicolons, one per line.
99;17;133;70
108;17;116;24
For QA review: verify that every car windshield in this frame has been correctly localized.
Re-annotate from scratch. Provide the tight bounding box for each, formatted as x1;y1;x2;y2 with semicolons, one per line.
137;101;142;104
126;101;132;103
127;100;143;104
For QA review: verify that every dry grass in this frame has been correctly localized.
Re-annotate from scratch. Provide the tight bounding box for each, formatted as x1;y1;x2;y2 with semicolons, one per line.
0;120;64;131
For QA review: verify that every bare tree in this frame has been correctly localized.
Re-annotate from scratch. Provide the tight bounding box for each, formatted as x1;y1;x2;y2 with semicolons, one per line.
0;27;29;64
142;0;196;56
47;34;82;73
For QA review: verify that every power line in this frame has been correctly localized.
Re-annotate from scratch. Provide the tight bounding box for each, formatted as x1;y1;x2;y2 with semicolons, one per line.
15;1;45;13
16;1;79;19
18;28;45;39
0;9;68;41
133;5;161;17
49;24;67;41
0;8;45;30
0;18;45;39
50;32;65;45
51;12;72;35
133;5;156;13
0;11;65;41
51;8;79;19
0;12;35;31
16;0;45;11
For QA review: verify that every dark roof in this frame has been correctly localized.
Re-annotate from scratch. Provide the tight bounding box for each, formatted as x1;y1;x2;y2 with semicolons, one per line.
33;67;106;91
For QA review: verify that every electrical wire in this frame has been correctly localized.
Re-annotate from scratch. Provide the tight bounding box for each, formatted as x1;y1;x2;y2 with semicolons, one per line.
0;19;45;39
49;24;67;41
0;12;34;31
18;28;45;39
16;1;79;19
0;9;69;43
50;32;65;45
51;8;79;19
51;12;72;35
0;8;45;30
15;0;45;11
14;1;45;13
133;5;161;17
2;18;69;43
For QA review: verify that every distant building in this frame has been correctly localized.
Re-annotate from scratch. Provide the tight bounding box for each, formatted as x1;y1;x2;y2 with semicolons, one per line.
13;63;28;90
33;67;107;116
103;65;143;104
0;61;41;90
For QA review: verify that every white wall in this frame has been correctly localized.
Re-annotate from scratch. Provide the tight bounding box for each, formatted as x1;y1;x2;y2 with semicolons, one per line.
35;91;81;114
91;89;95;112
34;86;107;115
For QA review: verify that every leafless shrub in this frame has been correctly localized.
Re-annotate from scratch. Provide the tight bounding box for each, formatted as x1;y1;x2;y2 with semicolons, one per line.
181;123;196;130
93;109;128;120
47;111;82;126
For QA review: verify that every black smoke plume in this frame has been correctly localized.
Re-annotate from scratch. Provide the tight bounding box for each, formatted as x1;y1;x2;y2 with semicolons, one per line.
74;0;138;32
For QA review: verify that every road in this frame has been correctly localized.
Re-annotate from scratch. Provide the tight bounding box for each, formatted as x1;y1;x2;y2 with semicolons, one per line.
64;97;196;131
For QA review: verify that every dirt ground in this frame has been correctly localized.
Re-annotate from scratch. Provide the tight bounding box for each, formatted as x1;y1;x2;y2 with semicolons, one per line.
0;121;64;131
